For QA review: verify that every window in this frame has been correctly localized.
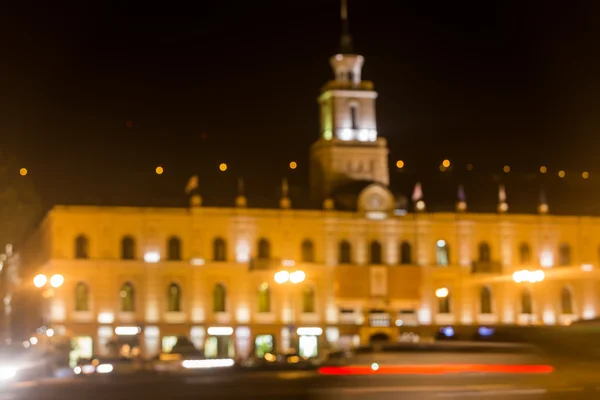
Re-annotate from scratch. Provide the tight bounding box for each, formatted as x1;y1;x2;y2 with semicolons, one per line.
121;236;135;260
350;105;357;129
370;241;382;264
559;243;571;266
519;243;531;264
257;238;270;259
75;282;89;311
436;240;450;266
478;242;491;262
301;239;314;263
480;286;492;314
400;241;412;265
120;282;135;312
213;283;226;313
302;286;316;313
167;283;182;312
258;283;270;313
339;240;351;264
213;237;227;261
561;287;573;314
167;236;182;261
438;295;450;314
348;71;354;82
521;289;532;314
75;235;89;259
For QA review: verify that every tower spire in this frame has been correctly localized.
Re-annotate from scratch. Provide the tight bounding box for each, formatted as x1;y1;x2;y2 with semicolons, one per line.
340;0;353;54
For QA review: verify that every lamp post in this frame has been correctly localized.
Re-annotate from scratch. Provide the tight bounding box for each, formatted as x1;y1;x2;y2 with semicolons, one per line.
32;273;64;339
512;269;544;325
274;269;305;353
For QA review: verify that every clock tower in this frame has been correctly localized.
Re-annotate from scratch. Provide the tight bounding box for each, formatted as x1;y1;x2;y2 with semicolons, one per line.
310;0;390;203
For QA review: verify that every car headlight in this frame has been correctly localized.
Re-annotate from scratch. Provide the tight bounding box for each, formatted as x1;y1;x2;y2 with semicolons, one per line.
0;366;17;381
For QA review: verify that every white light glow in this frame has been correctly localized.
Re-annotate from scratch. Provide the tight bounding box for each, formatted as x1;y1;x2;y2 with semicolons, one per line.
143;251;160;263
96;364;113;374
274;270;290;284
114;326;140;336
182;359;235;369
50;274;64;288
73;366;81;375
290;270;306;284
436;240;446;248
366;211;387;220
46;328;54;337
0;366;17;380
81;365;95;374
33;274;47;288
29;337;38;345
371;362;379;371
369;129;377;141
97;312;114;324
540;251;553;268
512;269;545;283
358;129;370;141
581;264;593;272
282;259;295;267
207;327;233;336
235;241;250;263
190;258;205;266
339;128;353;141
415;200;426;211
435;287;449;298
296;327;323;336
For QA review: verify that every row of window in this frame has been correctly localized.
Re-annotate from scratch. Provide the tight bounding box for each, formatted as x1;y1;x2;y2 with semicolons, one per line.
437;286;575;315
73;234;576;267
74;282;317;314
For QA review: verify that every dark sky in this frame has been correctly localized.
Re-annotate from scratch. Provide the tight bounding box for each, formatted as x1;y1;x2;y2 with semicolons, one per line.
2;1;600;214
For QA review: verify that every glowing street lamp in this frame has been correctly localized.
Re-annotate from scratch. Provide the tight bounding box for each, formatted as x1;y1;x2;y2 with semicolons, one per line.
50;274;64;288
512;270;545;284
435;287;449;298
33;274;47;288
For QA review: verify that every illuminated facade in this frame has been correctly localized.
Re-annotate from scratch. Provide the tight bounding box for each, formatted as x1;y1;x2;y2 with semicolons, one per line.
4;3;600;360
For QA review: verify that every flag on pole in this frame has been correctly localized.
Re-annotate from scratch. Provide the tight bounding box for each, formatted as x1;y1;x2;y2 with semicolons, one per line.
185;175;199;194
499;184;506;203
412;182;423;202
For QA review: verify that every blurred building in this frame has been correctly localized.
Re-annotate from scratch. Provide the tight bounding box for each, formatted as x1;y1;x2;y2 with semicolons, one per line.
5;3;600;361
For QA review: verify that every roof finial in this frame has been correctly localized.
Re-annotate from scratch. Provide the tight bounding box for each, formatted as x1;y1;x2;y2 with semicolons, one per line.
236;177;247;208
538;187;549;214
340;0;353;54
412;182;426;212
498;184;508;213
280;178;291;209
456;184;467;212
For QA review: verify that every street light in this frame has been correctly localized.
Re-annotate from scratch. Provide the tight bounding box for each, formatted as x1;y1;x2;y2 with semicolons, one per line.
435;287;449;298
33;274;47;288
49;274;64;288
274;270;305;284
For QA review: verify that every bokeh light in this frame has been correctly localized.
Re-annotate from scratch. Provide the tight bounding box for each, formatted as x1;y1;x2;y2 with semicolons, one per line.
155;166;164;175
558;170;566;178
219;163;227;172
19;168;27;176
289;161;297;170
396;160;404;169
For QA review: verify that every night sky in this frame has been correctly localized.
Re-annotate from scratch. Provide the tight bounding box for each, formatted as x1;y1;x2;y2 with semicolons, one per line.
2;1;600;214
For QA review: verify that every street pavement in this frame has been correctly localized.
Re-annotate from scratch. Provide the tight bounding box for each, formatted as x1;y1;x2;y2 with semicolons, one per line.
2;369;599;400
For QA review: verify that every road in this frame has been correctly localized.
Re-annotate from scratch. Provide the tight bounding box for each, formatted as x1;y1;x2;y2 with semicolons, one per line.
2;369;599;400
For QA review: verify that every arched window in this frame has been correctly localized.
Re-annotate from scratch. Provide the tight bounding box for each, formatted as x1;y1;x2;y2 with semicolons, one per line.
350;104;358;129
258;283;270;313
559;243;571;266
302;286;316;313
521;289;532;314
519;242;531;264
213;237;227;261
167;283;182;312
480;286;492;314
213;283;226;313
436;240;450;266
400;241;412;265
478;242;491;262
257;238;270;259
121;236;135;260
339;240;351;264
370;241;382;265
75;235;89;259
561;287;573;314
438;294;451;314
75;282;89;311
120;282;135;312
167;236;182;261
301;239;314;263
